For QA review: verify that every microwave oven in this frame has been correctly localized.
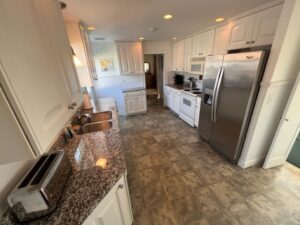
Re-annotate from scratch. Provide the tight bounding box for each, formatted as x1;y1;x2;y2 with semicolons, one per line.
190;56;206;75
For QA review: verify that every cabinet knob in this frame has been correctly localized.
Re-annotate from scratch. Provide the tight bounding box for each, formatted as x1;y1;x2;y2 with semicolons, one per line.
251;41;255;44
71;102;77;107
68;104;75;110
118;184;124;189
246;41;250;44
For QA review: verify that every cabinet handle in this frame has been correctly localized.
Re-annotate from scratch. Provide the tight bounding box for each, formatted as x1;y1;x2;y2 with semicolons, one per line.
246;41;250;44
68;104;75;110
118;184;124;189
251;41;255;44
71;102;77;107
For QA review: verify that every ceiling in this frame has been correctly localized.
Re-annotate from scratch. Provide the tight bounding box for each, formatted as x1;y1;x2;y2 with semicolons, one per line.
62;0;274;42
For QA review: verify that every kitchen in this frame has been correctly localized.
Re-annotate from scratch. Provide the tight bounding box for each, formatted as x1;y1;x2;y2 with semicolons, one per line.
1;0;300;225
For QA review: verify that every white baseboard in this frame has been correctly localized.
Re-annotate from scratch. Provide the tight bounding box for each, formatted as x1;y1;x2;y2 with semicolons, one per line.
238;155;266;168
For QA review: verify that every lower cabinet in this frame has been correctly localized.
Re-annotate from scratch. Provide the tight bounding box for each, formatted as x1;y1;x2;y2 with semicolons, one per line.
166;87;181;115
83;174;133;225
124;90;147;115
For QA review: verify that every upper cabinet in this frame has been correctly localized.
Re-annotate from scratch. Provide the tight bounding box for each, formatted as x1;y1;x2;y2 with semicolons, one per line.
0;0;82;154
117;42;144;75
172;40;184;72
184;38;193;72
213;25;230;55
228;5;282;50
192;30;215;57
65;21;96;87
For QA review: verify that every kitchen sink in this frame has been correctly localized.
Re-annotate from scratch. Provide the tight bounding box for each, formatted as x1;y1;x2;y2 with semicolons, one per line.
89;111;112;123
77;121;113;134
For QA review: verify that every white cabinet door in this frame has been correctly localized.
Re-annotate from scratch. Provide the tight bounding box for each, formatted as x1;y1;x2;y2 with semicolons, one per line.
0;0;77;154
251;5;282;47
167;91;174;110
213;25;230;55
117;42;143;75
201;30;215;56
125;97;136;114
172;42;178;71
136;95;147;113
116;176;133;225
192;34;202;57
228;14;256;50
173;93;181;115
172;41;184;71
184;37;193;72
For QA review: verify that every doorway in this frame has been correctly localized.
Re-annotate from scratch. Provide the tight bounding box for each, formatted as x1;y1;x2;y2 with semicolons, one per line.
287;132;300;168
144;54;163;99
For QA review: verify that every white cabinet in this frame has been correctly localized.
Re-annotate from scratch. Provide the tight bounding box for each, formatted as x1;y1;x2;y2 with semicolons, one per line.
251;5;283;47
0;0;82;154
192;30;215;57
165;86;181;115
117;42;144;75
173;92;181;115
183;37;193;72
213;25;230;55
65;21;96;87
124;90;147;115
83;175;133;225
172;40;184;71
228;5;282;50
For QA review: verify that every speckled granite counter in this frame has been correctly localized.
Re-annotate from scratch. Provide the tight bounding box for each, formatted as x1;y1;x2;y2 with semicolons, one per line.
164;84;185;90
0;100;127;225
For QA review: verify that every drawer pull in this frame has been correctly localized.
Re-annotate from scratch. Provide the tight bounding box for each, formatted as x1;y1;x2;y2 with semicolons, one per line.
118;184;124;189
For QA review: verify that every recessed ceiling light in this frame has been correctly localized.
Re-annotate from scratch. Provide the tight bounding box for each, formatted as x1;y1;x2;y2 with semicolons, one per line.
172;37;177;40
164;14;173;20
215;17;225;22
87;26;96;31
139;37;144;40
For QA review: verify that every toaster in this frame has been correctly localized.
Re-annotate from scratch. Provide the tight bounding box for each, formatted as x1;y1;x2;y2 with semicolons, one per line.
7;151;71;222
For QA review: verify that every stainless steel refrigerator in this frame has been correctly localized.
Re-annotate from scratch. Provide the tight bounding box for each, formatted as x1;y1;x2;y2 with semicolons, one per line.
198;51;267;162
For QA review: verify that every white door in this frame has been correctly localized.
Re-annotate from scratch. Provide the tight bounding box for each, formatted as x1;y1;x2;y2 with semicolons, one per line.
251;5;283;47
0;0;75;154
263;71;300;169
41;0;82;107
173;93;181;115
133;42;143;74
201;29;215;56
115;177;133;225
125;97;136;114
228;14;256;50
192;34;202;57
214;25;230;55
92;194;124;225
136;95;147;112
184;37;193;72
118;45;130;74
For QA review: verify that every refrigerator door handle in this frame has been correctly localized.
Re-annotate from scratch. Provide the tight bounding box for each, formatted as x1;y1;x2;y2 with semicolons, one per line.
213;67;224;122
211;67;222;122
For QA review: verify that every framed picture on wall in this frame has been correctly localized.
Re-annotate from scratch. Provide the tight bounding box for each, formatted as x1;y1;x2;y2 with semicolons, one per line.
99;58;114;72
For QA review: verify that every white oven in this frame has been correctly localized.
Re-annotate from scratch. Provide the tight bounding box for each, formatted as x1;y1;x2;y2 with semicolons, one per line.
190;56;206;75
179;92;197;126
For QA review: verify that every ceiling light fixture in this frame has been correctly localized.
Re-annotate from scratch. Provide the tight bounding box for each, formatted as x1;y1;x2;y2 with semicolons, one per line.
172;37;177;40
139;37;144;40
164;14;173;20
215;17;225;22
87;26;96;31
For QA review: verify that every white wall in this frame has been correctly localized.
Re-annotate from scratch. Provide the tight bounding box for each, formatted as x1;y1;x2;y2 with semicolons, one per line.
90;42;145;115
238;0;300;168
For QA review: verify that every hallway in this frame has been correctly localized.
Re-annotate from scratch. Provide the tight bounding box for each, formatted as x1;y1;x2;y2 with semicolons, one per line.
119;98;300;225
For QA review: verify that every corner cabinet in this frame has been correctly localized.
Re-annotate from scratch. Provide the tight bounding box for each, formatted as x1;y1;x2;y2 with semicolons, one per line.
228;4;282;50
117;42;144;75
0;0;82;154
83;174;133;225
213;25;230;55
124;90;147;115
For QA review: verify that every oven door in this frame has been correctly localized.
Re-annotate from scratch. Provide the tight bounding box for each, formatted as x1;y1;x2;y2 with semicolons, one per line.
179;93;196;126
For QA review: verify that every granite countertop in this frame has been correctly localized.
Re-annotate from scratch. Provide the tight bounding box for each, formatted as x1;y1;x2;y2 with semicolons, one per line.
122;87;145;93
165;84;202;97
0;100;127;225
164;84;185;90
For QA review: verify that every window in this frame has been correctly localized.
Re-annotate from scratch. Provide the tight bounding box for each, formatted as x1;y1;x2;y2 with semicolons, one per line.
144;62;150;73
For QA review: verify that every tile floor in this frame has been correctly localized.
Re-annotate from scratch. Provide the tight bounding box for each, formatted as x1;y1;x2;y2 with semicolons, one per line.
119;97;300;225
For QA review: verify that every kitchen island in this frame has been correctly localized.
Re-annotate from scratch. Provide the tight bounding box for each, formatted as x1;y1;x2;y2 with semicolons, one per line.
0;99;132;225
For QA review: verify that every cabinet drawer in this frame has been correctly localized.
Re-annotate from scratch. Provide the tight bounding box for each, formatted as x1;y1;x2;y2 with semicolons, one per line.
124;90;146;97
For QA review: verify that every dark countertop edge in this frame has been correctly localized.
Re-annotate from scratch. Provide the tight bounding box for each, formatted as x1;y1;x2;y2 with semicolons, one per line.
122;87;146;93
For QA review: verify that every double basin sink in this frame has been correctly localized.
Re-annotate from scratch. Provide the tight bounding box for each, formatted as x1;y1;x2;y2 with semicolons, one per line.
75;111;113;135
